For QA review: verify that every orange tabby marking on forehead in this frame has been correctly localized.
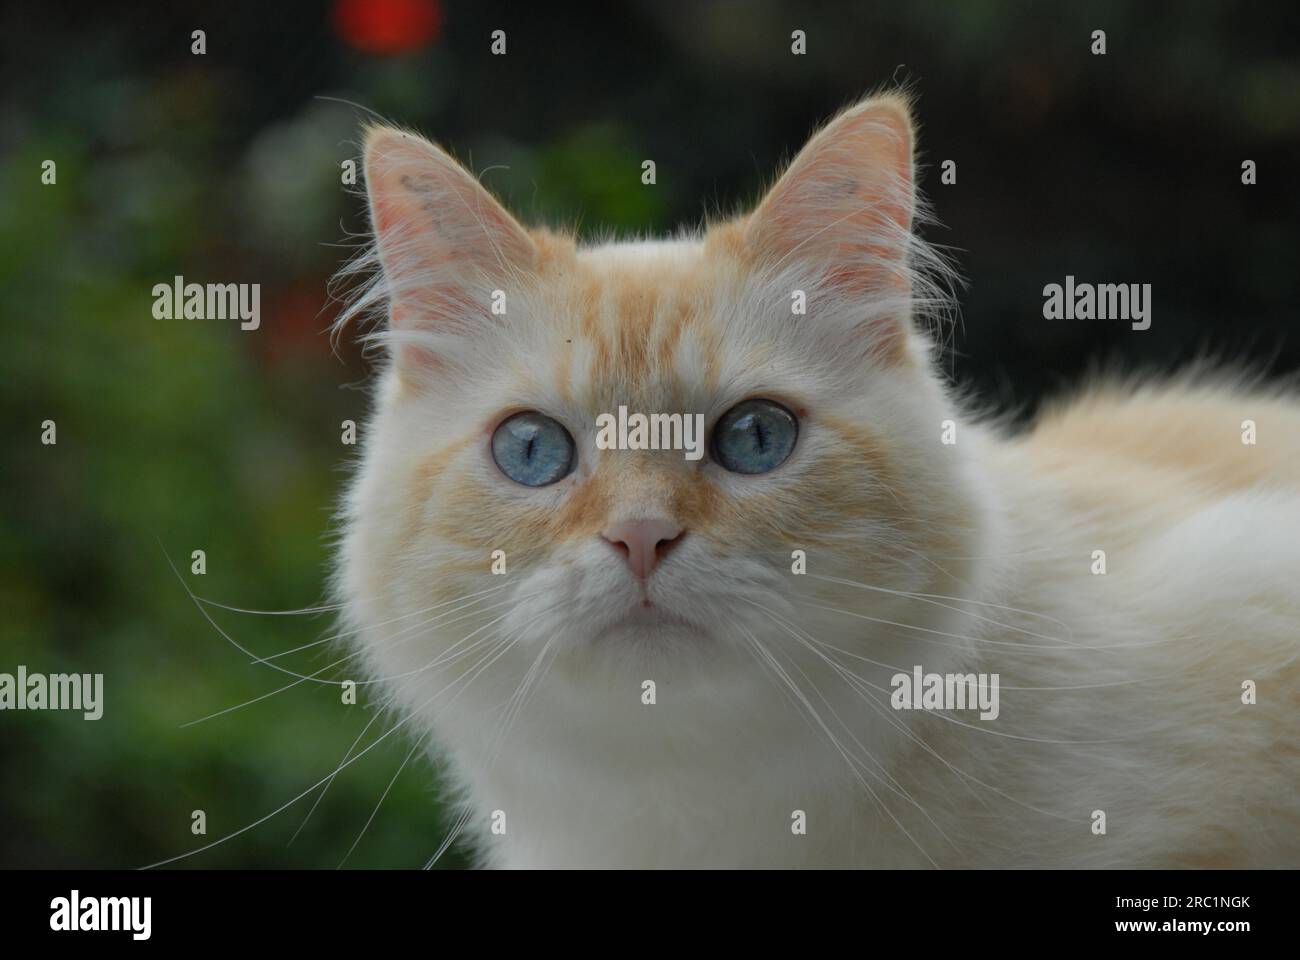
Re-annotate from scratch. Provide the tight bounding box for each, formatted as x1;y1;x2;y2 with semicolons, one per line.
553;336;574;406
655;294;694;382
612;283;658;385
498;230;755;412
575;272;604;341
599;259;722;396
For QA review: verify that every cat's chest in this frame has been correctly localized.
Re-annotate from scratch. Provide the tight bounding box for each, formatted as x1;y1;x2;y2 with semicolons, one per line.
446;725;936;868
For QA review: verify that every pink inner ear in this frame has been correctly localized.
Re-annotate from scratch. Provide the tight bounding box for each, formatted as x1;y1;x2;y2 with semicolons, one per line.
822;230;911;292
389;279;495;338
748;102;915;300
387;303;442;373
371;194;407;239
372;187;497;335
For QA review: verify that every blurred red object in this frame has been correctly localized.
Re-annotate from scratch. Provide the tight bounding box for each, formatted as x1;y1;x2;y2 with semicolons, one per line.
334;0;442;55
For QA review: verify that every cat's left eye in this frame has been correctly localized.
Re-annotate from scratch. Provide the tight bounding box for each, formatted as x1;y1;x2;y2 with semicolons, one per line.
712;399;799;475
491;411;576;487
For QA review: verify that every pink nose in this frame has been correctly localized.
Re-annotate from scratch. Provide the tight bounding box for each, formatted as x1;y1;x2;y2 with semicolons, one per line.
601;519;684;579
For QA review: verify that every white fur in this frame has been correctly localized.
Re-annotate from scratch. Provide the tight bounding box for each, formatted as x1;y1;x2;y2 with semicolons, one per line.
336;103;1299;865
335;232;1300;868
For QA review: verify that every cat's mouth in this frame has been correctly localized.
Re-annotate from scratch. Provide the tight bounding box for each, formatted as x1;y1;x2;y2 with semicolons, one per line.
604;600;695;633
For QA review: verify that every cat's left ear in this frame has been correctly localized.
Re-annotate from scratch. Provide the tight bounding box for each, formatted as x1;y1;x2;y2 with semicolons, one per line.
744;95;916;357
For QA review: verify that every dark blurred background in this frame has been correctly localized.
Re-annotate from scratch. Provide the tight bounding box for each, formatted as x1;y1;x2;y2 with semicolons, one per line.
1;0;1297;867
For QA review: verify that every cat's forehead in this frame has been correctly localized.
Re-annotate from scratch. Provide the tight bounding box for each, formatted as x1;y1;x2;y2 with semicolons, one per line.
562;236;729;310
575;237;707;268
521;232;754;410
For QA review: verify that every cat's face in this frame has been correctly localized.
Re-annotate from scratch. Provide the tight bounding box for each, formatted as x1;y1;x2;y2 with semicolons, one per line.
340;96;983;705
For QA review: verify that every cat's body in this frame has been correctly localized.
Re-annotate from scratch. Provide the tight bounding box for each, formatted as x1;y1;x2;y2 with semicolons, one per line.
336;95;1299;868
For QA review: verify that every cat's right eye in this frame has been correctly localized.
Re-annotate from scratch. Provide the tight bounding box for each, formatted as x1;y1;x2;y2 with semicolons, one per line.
491;411;576;487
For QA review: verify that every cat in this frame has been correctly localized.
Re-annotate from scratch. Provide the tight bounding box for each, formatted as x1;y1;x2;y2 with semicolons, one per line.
333;92;1300;868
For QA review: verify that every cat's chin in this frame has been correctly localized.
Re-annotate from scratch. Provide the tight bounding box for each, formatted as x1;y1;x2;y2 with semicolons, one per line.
594;602;712;645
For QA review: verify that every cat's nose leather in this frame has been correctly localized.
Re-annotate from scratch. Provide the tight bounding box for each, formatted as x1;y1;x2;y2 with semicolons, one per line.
601;519;683;579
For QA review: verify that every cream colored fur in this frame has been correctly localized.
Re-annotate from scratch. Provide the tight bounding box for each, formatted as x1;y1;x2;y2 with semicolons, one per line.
335;95;1300;868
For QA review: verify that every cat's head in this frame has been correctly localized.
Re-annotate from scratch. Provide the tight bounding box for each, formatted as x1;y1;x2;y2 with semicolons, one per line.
338;94;988;704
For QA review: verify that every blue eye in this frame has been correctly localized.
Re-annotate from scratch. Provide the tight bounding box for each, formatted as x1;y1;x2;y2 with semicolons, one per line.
712;399;799;475
491;411;576;487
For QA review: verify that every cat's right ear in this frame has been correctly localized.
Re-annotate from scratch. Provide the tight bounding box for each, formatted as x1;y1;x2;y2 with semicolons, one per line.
362;126;537;375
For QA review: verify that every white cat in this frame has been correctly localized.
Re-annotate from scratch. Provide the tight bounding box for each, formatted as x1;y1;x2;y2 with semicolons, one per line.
335;93;1300;868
